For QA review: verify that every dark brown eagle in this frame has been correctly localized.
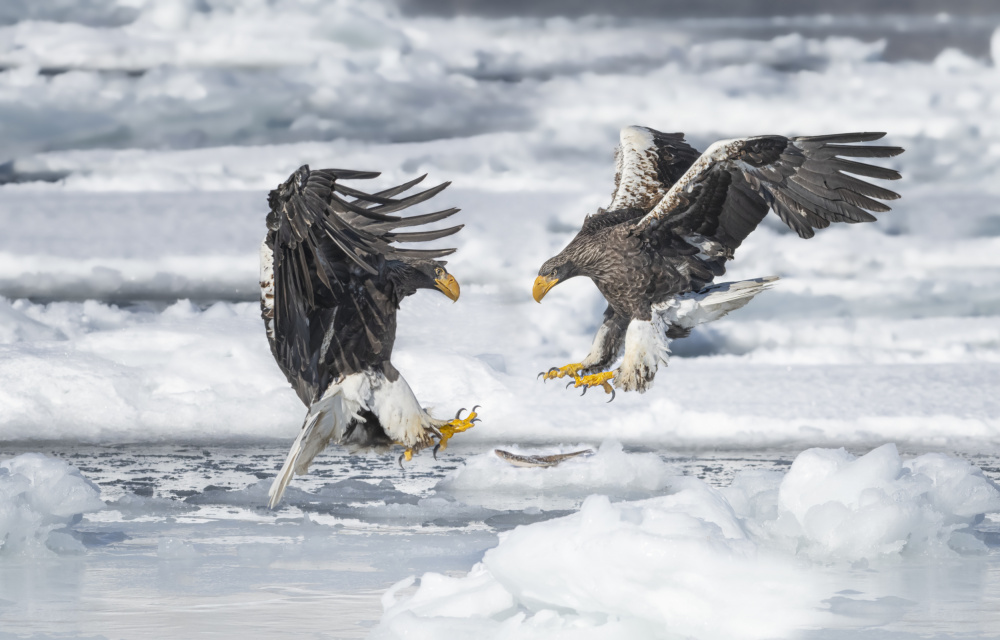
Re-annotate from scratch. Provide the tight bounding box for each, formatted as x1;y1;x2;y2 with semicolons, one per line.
261;165;478;507
534;126;903;399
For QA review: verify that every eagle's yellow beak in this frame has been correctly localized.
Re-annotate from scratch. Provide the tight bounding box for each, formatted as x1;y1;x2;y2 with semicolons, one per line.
435;274;461;302
532;275;559;303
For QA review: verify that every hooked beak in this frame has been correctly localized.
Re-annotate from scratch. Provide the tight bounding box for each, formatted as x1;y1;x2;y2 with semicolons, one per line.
435;274;461;302
532;275;559;303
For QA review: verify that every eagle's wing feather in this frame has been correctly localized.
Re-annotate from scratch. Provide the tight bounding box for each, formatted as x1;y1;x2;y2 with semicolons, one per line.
631;133;903;251
264;166;461;404
608;126;702;212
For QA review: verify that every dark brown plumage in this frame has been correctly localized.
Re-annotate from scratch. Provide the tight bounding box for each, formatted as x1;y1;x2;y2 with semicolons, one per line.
535;126;903;394
263;166;461;407
262;165;470;507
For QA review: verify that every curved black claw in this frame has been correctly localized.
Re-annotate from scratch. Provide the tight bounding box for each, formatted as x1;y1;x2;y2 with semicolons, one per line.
398;453;406;469
537;372;544;380
455;407;466;420
432;444;441;460
471;404;481;413
471;418;481;424
580;386;587;396
565;380;575;390
607;388;616;403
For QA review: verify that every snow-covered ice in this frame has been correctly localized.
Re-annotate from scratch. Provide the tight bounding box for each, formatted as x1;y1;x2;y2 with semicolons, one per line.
0;182;998;448
0;0;999;638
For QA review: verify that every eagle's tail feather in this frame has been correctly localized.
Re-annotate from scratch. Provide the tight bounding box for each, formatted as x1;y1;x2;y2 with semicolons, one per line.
692;275;778;310
267;412;318;510
660;276;778;330
268;387;355;509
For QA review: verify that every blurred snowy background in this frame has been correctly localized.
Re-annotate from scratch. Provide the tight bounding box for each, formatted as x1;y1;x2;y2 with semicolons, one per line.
1;1;999;639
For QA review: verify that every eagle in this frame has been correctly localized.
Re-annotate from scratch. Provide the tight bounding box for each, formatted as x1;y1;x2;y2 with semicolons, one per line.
261;165;478;508
534;126;903;398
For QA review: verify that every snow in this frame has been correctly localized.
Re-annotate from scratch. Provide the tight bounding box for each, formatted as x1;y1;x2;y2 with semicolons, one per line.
0;299;301;442
0;1;998;638
0;290;996;449
0;181;998;449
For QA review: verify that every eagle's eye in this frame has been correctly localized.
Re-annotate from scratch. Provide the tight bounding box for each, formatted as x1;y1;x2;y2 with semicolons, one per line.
550;269;558;278
435;267;445;277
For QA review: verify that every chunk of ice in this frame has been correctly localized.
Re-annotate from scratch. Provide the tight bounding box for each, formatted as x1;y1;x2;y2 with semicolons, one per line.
773;444;1000;560
378;446;1000;638
0;453;104;555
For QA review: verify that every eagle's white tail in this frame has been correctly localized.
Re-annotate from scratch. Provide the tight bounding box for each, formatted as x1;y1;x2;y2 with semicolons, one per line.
268;383;361;509
657;276;779;330
617;277;777;393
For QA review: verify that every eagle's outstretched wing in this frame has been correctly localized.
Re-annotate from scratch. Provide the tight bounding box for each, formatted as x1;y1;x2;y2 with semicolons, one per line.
608;126;702;212
630;133;903;255
262;166;461;404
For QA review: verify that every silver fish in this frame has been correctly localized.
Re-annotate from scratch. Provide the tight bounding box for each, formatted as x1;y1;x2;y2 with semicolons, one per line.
493;448;594;468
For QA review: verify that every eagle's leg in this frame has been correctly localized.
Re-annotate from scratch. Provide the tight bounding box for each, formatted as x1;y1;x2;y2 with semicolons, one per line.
612;319;667;393
396;435;434;467
542;306;628;393
432;407;480;458
538;363;585;382
370;374;440;467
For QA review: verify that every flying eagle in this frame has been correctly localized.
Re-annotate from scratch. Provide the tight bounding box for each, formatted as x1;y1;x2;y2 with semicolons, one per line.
534;127;903;398
261;165;478;508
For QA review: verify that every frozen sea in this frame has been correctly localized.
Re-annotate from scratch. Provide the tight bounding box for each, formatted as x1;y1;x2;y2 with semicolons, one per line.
1;1;1000;639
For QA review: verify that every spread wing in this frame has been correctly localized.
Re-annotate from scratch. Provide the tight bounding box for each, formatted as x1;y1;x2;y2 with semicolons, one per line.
608;125;702;212
630;132;903;257
263;165;461;403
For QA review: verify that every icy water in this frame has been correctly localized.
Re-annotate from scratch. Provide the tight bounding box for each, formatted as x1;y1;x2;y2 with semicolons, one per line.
1;443;998;639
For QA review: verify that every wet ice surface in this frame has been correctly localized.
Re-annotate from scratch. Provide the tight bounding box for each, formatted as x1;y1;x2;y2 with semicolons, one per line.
0;443;998;639
0;444;479;639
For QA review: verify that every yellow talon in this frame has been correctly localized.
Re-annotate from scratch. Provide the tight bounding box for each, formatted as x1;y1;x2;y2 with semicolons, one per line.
568;371;617;402
434;407;480;457
395;407;482;465
539;363;584;382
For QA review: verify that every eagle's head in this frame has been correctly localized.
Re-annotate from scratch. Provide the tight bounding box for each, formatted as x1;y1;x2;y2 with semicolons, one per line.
405;260;461;302
533;254;579;303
